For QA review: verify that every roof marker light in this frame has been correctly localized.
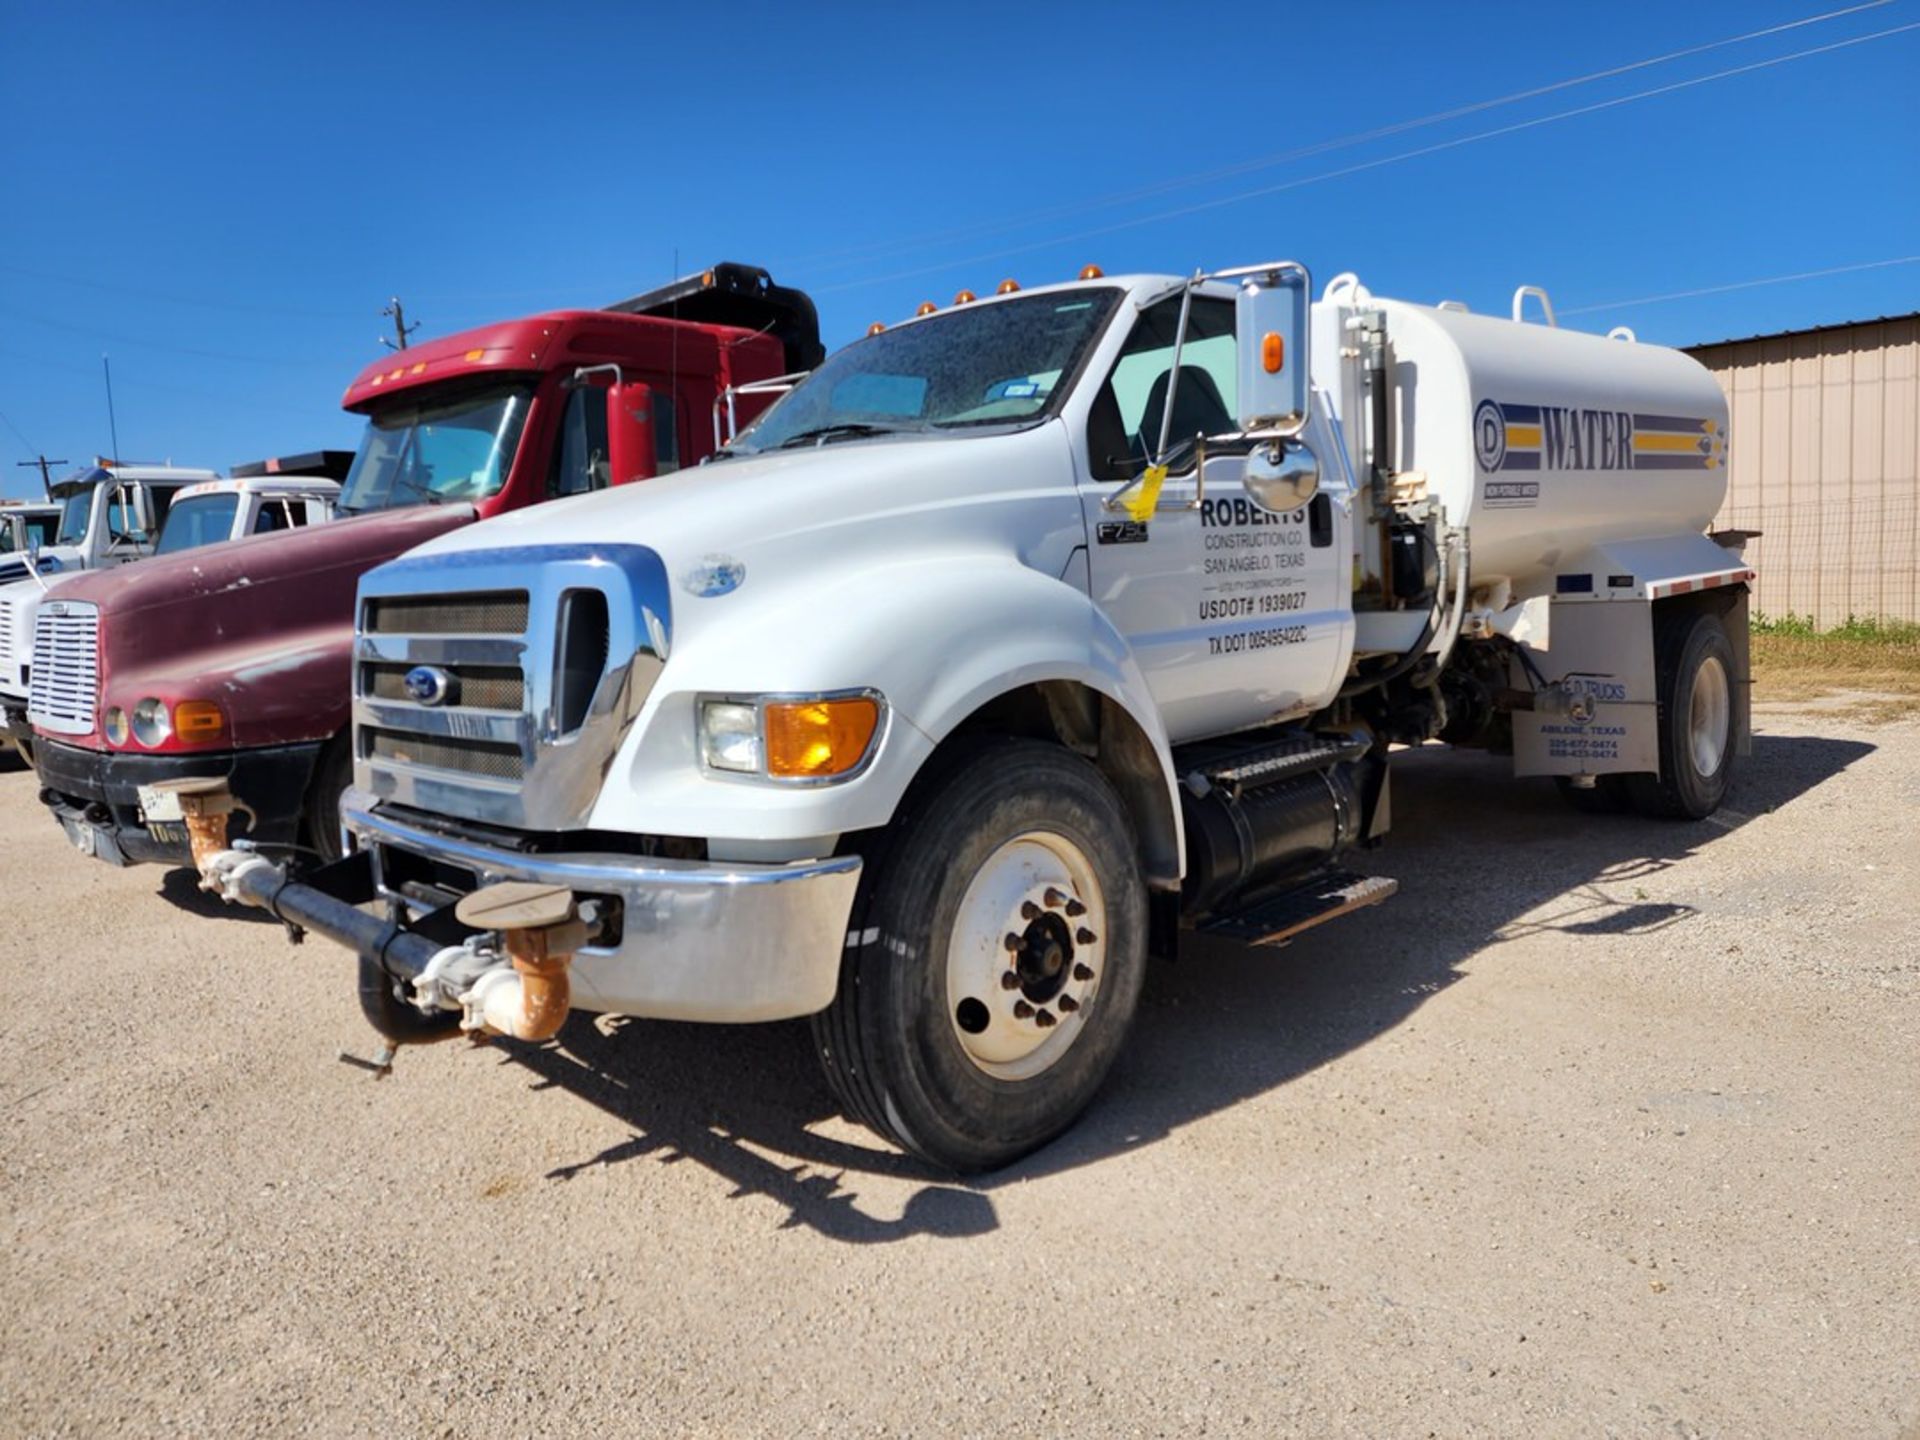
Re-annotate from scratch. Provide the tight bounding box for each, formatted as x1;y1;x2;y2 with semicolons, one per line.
953;289;976;305
410;361;426;375
464;348;486;362
916;301;937;317
1078;264;1104;280
867;322;886;336
996;278;1019;295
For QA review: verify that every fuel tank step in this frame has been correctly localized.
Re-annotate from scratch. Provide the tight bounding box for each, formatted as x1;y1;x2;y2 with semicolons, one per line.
1197;869;1399;948
1185;732;1371;795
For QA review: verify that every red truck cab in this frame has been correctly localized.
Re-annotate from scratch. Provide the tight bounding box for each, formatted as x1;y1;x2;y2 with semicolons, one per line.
30;264;819;867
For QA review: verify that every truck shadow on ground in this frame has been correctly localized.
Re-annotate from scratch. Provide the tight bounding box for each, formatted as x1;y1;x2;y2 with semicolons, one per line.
501;730;1874;1242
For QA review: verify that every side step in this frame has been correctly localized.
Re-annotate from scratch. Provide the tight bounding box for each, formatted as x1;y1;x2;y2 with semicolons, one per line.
1198;869;1399;948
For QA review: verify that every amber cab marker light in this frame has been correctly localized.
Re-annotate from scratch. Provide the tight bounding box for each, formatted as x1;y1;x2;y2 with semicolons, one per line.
764;697;881;779
867;322;887;336
1261;332;1284;374
996;278;1020;294
1078;264;1104;280
953;289;977;305
916;301;938;317
173;700;226;744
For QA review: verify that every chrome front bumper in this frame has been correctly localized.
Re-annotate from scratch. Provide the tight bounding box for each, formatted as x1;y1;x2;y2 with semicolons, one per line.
343;791;862;1024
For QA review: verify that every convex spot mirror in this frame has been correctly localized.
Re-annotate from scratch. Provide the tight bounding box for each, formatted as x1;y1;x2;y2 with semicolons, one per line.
1234;267;1310;436
1244;440;1320;514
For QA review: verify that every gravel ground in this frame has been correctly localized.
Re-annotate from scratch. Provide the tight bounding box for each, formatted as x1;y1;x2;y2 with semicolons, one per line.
1;704;1915;1438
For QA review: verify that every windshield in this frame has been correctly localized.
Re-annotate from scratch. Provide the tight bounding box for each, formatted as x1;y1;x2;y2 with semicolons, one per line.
55;487;95;546
338;383;533;514
25;514;56;549
730;288;1122;454
154;493;241;555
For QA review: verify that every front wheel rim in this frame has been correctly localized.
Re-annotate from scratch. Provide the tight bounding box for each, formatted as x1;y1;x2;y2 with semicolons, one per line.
1689;654;1731;778
946;831;1106;1081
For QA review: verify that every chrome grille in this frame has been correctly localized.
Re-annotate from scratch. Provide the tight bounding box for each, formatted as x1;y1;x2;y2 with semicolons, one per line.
27;602;100;736
352;547;671;831
365;727;524;781
362;662;524;711
0;595;14;671
365;591;527;635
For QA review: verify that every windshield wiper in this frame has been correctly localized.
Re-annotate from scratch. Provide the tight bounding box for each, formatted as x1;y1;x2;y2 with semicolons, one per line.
775;422;908;450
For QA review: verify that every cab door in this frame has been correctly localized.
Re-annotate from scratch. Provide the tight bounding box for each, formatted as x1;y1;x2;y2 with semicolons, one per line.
1075;292;1352;743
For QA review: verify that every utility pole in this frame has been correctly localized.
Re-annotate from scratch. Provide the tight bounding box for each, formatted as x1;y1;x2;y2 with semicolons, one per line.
380;297;419;351
15;457;67;500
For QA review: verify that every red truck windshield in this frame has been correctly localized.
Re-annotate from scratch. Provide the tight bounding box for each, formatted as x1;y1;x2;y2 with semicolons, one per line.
338;383;533;515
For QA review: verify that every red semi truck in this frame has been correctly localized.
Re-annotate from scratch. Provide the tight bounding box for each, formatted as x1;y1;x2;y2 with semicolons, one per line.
30;263;819;867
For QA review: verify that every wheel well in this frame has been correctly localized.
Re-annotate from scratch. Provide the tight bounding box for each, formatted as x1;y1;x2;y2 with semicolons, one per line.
938;681;1181;890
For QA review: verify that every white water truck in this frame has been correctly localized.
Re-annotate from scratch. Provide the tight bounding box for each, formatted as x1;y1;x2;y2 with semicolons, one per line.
179;261;1751;1171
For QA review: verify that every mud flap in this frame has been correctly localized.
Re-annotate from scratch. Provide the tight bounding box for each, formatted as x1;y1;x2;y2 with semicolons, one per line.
1512;597;1658;778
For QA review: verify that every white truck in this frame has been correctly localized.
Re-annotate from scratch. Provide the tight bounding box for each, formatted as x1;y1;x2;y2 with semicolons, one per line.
0;502;60;559
183;261;1751;1171
0;468;339;761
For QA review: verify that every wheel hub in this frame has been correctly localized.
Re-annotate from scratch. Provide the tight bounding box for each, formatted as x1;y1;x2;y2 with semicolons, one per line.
947;833;1106;1081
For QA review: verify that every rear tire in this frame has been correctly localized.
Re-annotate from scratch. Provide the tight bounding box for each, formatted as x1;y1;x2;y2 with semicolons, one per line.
811;737;1149;1173
1627;608;1736;820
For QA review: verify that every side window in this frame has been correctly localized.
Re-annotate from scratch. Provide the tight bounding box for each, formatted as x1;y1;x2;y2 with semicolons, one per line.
653;390;679;475
549;384;611;498
253;499;311;534
1087;296;1237;481
148;485;177;534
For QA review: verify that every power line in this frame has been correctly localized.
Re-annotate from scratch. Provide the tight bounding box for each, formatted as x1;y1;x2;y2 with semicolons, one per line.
818;19;1920;296
0;404;37;455
779;0;1899;275
1560;255;1920;315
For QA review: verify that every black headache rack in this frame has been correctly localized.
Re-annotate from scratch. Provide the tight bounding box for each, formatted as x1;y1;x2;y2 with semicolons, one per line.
231;450;356;481
604;261;825;375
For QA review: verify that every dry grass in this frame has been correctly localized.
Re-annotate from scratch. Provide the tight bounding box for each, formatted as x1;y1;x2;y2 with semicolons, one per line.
1751;617;1920;723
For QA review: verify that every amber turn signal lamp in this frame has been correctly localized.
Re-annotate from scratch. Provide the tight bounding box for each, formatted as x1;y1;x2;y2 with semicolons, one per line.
173;700;227;744
764;697;881;779
1261;332;1284;374
1078;264;1104;280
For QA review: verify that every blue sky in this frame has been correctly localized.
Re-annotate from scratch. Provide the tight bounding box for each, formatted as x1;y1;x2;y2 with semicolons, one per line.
2;0;1916;499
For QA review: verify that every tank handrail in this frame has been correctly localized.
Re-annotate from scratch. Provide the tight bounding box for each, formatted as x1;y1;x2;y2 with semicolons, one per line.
1510;285;1557;327
1607;325;1637;343
1322;272;1370;304
1437;300;1469;313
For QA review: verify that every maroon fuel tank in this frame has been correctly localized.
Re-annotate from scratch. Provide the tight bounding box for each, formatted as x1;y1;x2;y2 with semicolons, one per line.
50;505;475;750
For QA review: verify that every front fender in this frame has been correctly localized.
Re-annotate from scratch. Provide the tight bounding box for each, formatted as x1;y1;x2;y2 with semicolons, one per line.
594;552;1183;871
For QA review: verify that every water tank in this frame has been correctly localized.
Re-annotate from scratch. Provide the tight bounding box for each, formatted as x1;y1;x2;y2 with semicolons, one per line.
1374;299;1728;597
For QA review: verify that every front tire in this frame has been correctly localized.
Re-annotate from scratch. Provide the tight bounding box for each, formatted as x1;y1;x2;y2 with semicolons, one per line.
812;738;1149;1173
305;736;352;862
1627;609;1736;820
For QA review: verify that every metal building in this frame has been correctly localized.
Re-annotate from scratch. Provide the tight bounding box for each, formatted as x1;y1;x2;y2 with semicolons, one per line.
1686;312;1919;627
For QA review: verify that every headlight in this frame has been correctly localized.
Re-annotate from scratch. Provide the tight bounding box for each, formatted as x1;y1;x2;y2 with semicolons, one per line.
131;697;172;747
103;706;130;746
698;701;762;773
699;693;883;781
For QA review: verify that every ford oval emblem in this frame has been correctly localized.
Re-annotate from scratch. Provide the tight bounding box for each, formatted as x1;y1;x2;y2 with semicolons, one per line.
403;665;455;706
680;553;745;599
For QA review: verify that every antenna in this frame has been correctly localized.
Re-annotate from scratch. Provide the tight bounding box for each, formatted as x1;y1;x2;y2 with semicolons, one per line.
380;297;420;351
14;457;67;500
103;355;122;461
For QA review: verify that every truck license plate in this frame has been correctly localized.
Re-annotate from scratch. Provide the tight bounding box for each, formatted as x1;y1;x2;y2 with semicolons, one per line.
148;821;187;846
137;785;185;823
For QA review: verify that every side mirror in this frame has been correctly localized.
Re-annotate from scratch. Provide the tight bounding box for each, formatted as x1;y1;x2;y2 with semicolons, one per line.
606;380;657;486
1244;439;1320;513
1234;265;1311;436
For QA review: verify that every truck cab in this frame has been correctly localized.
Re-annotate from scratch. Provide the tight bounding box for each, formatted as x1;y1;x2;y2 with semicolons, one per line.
28;264;820;865
0;503;60;558
189;262;1754;1172
0;462;215;587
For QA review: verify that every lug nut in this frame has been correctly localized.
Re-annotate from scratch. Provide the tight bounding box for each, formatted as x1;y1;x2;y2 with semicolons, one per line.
1076;927;1097;946
1020;900;1041;921
1073;963;1095;982
1035;1009;1058;1028
1003;932;1021;952
1065;898;1087;918
1013;1000;1035;1020
1044;887;1068;909
1058;994;1080;1013
1000;970;1021;991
